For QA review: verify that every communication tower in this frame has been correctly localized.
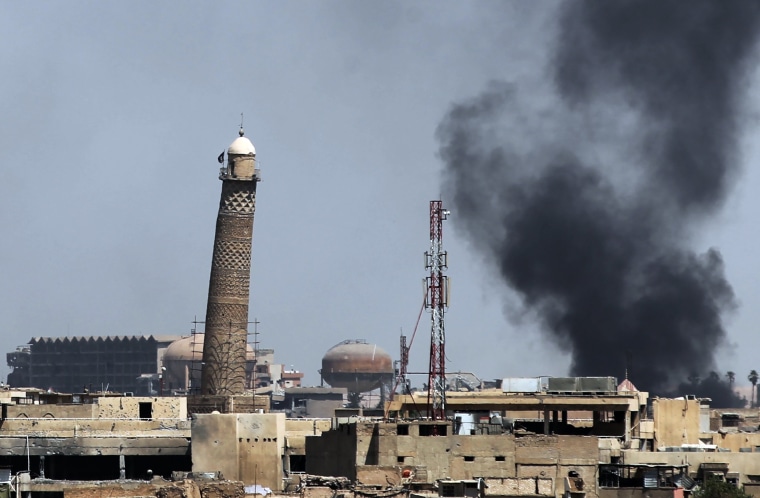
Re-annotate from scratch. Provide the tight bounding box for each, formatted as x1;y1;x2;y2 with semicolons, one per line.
425;200;450;420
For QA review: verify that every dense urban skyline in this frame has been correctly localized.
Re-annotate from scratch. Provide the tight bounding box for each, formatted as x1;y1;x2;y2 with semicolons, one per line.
2;3;760;389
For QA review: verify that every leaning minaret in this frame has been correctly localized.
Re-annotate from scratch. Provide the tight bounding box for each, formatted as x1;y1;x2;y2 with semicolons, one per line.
200;127;260;395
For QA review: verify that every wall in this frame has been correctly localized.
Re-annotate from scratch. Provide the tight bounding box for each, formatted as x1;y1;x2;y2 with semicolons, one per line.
7;403;95;419
622;449;760;485
698;432;760;452
236;413;285;488
285;419;332;456
598;489;675;498
96;397;187;419
191;413;285;490
652;399;700;448
484;477;554;496
305;423;358;480
5;396;187;420
515;436;598;498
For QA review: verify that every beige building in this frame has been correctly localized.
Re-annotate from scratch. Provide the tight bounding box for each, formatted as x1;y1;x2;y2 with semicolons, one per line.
0;392;191;482
305;420;599;498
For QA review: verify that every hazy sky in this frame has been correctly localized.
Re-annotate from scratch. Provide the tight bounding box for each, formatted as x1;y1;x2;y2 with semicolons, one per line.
2;2;760;388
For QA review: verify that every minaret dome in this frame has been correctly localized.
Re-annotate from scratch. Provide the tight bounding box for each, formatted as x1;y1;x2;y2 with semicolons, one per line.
227;127;256;156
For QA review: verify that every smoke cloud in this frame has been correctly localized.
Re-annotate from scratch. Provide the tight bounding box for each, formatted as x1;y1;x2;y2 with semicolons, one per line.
439;1;760;405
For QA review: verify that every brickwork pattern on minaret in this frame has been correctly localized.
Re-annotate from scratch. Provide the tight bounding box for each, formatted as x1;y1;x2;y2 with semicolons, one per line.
201;159;258;396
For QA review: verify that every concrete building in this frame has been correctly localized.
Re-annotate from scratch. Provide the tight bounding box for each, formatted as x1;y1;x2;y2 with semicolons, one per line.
0;390;191;482
6;335;182;394
192;412;285;489
305;420;600;498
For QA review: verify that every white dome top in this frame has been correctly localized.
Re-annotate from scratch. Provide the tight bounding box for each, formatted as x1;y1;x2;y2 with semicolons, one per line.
228;127;256;156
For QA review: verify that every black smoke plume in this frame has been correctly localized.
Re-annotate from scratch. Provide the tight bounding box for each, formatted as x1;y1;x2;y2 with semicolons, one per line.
439;1;760;406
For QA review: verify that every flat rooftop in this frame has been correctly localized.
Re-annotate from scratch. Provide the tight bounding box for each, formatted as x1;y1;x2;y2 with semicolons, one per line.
387;390;647;414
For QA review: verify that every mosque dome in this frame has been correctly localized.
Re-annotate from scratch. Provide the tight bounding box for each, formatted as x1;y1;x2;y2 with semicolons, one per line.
163;334;255;362
164;335;204;362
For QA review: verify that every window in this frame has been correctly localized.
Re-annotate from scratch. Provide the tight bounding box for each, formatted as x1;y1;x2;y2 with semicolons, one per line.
495;456;505;462
397;424;410;435
289;455;306;473
139;402;152;420
464;456;475;462
419;424;447;436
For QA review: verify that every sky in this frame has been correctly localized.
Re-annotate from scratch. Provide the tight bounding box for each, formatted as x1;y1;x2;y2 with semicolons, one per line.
2;2;760;389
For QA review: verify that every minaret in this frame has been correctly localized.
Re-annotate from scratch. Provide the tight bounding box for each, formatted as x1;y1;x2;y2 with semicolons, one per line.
200;127;260;395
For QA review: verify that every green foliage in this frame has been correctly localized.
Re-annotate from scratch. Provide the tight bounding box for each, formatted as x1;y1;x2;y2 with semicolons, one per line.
748;370;759;407
346;391;363;409
694;478;751;498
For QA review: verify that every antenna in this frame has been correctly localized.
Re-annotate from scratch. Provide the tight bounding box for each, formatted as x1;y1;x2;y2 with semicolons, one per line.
426;200;450;422
251;318;260;402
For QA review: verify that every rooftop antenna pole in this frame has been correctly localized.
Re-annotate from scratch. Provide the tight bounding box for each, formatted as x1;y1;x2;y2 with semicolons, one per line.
399;330;408;394
425;200;450;422
252;318;260;409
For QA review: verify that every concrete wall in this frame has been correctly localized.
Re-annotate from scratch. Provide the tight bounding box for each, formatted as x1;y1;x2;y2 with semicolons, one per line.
305;422;358;480
484;477;554;496
285;419;331;456
515;435;598;498
306;398;344;418
5;396;187;420
7;403;95;418
699;431;760;452
191;413;285;490
598;489;675;498
652;398;700;448
97;397;187;419
236;413;285;488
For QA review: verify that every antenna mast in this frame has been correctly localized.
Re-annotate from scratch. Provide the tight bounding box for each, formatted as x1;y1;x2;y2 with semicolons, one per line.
398;333;409;394
425;200;450;421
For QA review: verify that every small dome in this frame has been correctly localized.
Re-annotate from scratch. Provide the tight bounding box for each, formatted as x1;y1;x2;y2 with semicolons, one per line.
228;128;255;156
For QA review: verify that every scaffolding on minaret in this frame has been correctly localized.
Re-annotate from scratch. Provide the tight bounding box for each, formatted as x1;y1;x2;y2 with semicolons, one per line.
425;200;450;421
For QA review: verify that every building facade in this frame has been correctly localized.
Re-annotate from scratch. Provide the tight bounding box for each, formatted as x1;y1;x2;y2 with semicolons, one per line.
6;335;181;393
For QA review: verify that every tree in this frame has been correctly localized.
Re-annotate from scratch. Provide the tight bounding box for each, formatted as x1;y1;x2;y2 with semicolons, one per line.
346;391;363;409
694;477;751;498
749;370;759;408
726;371;736;390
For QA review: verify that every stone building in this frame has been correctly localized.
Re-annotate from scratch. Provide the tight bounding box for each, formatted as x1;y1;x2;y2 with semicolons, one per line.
0;391;191;481
305;420;600;498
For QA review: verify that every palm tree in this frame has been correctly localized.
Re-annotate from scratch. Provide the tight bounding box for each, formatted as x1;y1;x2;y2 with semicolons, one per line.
726;371;736;390
748;370;759;407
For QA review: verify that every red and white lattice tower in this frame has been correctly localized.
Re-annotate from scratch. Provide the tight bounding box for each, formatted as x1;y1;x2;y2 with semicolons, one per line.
425;200;450;420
